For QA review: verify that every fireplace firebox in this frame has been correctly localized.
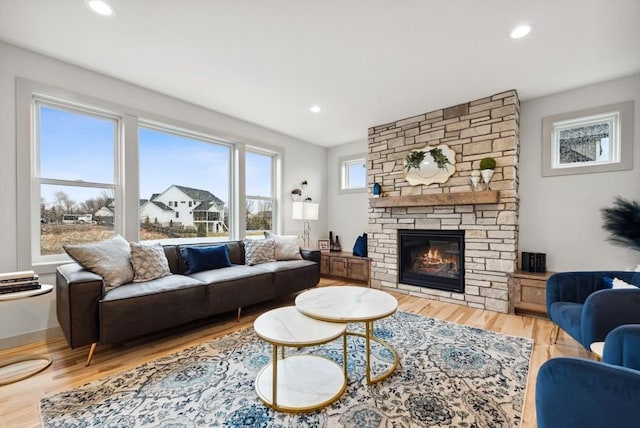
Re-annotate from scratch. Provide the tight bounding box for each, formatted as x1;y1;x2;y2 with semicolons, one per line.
398;229;465;293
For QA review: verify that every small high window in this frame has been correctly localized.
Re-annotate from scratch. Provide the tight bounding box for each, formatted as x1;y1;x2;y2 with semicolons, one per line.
339;154;367;193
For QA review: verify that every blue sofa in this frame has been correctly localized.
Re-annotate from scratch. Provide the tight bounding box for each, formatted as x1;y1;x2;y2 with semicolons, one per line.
546;271;640;349
536;325;640;428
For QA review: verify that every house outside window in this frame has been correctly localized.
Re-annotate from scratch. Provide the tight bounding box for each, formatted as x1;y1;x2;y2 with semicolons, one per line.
139;125;231;241
339;154;367;193
245;150;276;238
33;101;119;261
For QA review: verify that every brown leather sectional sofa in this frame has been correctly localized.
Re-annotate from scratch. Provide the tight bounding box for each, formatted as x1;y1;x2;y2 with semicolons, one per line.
56;240;320;364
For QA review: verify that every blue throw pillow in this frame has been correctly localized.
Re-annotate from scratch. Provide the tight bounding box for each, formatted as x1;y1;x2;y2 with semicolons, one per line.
602;276;614;288
180;245;232;274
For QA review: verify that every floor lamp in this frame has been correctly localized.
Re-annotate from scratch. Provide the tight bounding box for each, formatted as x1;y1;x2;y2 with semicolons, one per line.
292;201;319;248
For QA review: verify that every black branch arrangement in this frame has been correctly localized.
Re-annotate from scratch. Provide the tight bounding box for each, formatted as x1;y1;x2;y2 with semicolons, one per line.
601;196;640;252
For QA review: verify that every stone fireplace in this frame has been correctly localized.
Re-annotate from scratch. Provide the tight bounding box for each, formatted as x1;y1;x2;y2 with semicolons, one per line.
367;90;519;313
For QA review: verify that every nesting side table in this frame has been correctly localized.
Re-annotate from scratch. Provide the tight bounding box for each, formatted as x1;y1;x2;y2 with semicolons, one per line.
253;306;347;413
0;284;54;385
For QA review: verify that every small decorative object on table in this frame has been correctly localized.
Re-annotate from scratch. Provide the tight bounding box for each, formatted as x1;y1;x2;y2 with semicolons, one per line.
318;239;330;252
353;233;368;257
334;236;342;252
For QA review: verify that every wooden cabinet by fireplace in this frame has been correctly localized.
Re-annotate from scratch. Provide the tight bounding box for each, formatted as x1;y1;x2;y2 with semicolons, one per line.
320;252;370;285
508;270;555;318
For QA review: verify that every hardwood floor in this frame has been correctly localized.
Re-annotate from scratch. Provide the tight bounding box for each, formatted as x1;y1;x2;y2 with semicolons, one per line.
0;278;590;427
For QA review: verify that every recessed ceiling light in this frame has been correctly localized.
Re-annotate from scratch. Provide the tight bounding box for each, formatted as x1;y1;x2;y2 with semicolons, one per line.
510;25;531;39
310;105;322;113
84;0;115;16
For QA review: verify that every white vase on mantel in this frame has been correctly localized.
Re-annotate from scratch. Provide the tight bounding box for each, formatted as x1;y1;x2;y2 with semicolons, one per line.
470;171;481;191
481;169;494;186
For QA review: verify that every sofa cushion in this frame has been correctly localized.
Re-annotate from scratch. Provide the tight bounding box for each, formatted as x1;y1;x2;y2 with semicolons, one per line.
180;245;232;274
252;259;317;273
244;239;276;265
130;242;171;282
64;235;134;289
100;274;208;345
254;260;319;296
102;274;205;301
188;264;270;284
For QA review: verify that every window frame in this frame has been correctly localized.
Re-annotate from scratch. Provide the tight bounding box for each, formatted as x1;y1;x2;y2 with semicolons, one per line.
338;153;367;194
30;98;124;264
542;101;634;176
244;148;278;238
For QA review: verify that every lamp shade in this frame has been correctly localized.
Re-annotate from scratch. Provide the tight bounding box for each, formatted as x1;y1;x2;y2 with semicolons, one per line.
292;201;319;220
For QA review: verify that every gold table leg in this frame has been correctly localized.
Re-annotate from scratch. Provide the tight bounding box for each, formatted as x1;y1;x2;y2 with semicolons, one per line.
272;344;278;408
347;319;399;385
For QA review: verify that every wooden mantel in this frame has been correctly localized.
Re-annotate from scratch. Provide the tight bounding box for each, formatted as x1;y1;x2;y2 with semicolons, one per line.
369;190;499;208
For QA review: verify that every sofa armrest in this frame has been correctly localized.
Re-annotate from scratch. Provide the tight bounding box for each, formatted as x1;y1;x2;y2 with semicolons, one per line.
581;288;640;346
546;271;635;308
603;325;640;371
536;357;640;428
300;248;321;263
56;263;104;348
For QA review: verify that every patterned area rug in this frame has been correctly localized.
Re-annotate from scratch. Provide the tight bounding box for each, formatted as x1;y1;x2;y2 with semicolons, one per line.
40;311;532;427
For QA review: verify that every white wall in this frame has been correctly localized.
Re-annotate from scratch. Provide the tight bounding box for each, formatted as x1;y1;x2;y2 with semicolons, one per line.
519;73;640;271
327;141;369;253
0;41;327;346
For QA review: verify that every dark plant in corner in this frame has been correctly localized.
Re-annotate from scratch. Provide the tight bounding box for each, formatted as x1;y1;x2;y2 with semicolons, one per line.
601;196;640;252
405;147;451;172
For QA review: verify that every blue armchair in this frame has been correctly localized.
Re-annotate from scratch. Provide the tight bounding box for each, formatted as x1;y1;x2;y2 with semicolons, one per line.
546;271;640;350
536;325;640;428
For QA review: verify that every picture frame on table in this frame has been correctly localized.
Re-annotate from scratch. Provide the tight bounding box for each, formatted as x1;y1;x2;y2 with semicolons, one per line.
318;239;330;252
542;100;633;177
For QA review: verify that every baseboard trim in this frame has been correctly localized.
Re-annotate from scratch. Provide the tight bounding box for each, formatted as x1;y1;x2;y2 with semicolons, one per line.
0;326;64;350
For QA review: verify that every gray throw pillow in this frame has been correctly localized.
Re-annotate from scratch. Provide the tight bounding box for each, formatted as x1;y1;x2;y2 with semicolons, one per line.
64;235;134;289
130;242;171;282
244;239;276;265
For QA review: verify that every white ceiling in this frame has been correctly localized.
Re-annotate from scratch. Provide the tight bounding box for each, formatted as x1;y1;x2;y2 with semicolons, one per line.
1;0;639;147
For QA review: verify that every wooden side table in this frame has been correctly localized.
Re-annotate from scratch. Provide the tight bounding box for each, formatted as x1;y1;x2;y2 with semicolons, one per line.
508;271;554;318
0;284;54;385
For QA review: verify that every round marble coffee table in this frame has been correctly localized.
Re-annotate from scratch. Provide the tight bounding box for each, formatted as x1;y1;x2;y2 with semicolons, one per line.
295;286;399;384
253;306;347;412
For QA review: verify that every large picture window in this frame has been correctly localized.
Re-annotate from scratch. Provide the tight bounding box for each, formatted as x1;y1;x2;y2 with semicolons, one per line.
139;125;231;243
34;101;119;261
245;150;276;238
20;80;283;270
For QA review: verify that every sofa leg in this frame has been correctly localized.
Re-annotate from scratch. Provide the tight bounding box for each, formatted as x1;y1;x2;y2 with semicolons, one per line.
237;307;242;322
86;343;97;366
551;325;560;344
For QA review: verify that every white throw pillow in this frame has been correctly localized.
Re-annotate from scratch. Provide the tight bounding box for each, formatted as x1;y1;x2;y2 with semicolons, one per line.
64;235;134;289
264;233;302;261
612;277;639;289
